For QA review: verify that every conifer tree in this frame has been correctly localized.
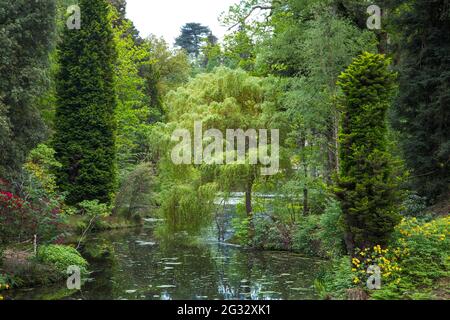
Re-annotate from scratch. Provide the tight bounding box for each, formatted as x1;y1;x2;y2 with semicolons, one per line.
54;0;117;204
388;0;450;203
336;52;401;253
0;0;56;177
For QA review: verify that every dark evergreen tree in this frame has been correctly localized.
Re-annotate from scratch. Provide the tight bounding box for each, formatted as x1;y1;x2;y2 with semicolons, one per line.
388;0;450;203
0;0;56;178
54;0;118;205
175;23;212;58
336;52;401;253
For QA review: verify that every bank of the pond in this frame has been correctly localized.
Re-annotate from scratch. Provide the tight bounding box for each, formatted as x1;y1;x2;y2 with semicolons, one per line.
0;214;145;298
4;224;325;300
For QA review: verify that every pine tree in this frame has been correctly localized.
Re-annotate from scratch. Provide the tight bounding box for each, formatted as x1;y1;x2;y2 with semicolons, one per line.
0;0;56;177
336;52;401;253
175;23;212;58
54;0;118;204
388;0;450;203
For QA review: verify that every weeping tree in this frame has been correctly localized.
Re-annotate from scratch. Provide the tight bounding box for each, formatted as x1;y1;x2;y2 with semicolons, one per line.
336;52;401;254
161;67;285;236
54;0;118;205
0;0;56;178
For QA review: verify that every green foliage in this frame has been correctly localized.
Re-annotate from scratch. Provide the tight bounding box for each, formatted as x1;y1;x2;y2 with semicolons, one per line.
388;0;450;203
223;28;256;72
231;216;252;246
401;193;429;219
0;273;16;291
78;200;110;217
24;144;62;196
37;245;88;275
54;0;118;205
157;67;284;235
318;200;346;258
114;162;155;219
316;256;355;299
293;215;321;255
0;0;56;177
371;217;450;300
160;183;217;234
320;216;449;300
336;52;402;251
112;7;151;170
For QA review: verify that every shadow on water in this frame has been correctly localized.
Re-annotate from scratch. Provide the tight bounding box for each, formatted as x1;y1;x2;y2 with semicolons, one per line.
7;225;324;300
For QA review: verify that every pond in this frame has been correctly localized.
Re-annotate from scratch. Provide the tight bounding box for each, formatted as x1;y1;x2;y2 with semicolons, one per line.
7;224;324;300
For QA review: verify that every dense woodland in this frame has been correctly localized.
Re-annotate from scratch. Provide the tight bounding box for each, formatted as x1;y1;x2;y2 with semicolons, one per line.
0;0;449;300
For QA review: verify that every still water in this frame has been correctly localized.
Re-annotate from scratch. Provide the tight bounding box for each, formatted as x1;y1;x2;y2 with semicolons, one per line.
7;225;323;300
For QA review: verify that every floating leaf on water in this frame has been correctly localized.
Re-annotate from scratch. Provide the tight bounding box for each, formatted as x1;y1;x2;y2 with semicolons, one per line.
164;267;174;270
156;285;176;288
164;262;182;265
279;273;290;277
125;290;137;294
136;241;156;246
285;281;294;284
289;287;309;291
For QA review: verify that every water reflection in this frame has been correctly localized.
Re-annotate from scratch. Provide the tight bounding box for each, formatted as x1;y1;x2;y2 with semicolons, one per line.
7;226;323;300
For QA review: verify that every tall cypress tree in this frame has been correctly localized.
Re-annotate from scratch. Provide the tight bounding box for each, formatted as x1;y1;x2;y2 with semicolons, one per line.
0;0;56;177
388;0;450;203
54;0;117;204
336;52;401;253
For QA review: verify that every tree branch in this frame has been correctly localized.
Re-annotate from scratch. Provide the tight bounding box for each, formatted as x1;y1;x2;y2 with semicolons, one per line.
227;4;276;31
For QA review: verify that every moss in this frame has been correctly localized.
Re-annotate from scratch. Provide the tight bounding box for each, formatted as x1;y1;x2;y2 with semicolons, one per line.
37;245;88;276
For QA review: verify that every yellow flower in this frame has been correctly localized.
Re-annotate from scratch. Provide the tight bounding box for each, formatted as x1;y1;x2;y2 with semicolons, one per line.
353;277;360;284
5;284;9;290
0;295;3;300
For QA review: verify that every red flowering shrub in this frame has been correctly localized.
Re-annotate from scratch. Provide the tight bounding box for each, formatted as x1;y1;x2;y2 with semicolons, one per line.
0;190;33;243
0;188;66;245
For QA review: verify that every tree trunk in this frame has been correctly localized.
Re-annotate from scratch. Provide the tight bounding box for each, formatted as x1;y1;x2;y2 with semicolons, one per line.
245;179;255;243
303;187;309;215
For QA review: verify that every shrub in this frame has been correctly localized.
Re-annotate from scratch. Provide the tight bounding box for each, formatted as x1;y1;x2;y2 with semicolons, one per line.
370;216;449;299
78;200;110;217
316;256;355;300
114;163;155;219
231;216;252;246
320;216;449;300
0;273;14;292
24;144;61;196
317;201;346;258
0;189;66;244
37;245;88;276
252;215;290;250
401;193;429;218
292;215;320;255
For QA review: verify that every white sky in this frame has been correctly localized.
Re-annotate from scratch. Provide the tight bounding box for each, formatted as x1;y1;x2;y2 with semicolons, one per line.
126;0;240;45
